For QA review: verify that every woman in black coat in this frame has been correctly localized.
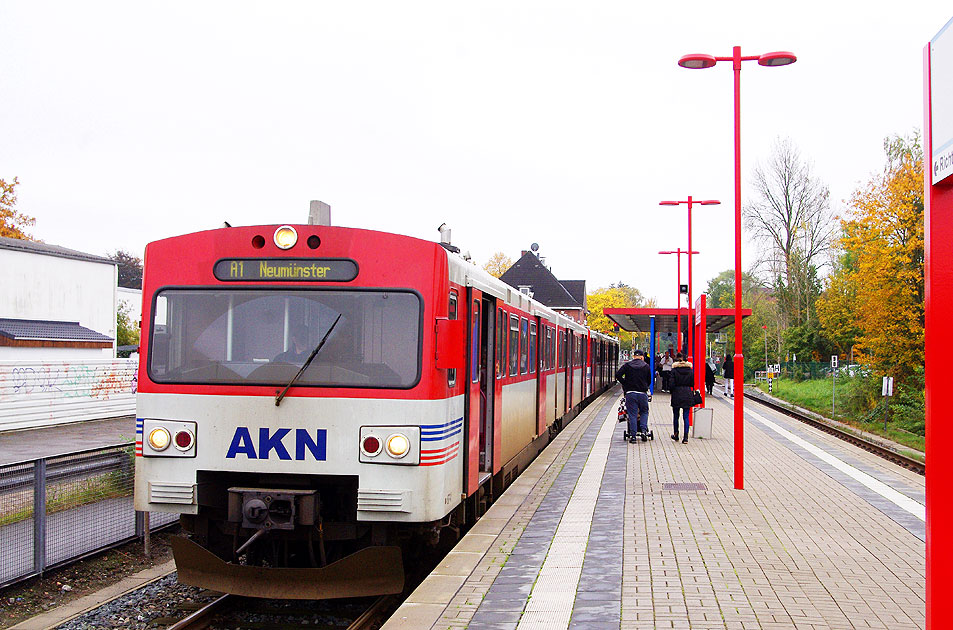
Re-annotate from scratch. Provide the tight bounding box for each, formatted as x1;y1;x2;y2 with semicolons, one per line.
670;353;694;444
705;361;715;395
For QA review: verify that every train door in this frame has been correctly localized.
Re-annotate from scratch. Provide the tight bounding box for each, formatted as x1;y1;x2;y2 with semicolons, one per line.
463;288;487;495
567;330;575;411
479;296;495;477
534;317;546;437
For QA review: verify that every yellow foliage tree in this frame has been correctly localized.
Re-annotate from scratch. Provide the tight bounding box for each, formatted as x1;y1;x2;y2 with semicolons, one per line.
587;284;647;352
483;252;513;278
820;133;923;381
1;177;37;240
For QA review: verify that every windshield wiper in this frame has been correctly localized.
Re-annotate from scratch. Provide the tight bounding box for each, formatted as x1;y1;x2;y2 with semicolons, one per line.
275;313;342;406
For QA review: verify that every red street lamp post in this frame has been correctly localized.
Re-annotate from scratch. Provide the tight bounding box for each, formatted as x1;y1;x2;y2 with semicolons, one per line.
678;46;796;490
659;248;699;354
660;196;720;358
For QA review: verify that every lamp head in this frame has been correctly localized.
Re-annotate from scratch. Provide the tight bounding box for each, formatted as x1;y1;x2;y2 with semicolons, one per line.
678;54;717;69
659;201;680;206
758;51;796;67
700;200;721;205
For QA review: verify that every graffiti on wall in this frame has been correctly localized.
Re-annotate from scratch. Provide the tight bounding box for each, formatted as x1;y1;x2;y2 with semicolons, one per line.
0;361;138;402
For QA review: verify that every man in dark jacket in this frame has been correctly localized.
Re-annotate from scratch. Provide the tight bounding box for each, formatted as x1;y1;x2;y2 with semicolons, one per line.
615;349;651;443
722;354;734;398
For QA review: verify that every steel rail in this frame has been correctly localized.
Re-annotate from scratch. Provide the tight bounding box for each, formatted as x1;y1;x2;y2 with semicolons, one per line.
743;389;925;475
348;595;399;630
166;593;232;630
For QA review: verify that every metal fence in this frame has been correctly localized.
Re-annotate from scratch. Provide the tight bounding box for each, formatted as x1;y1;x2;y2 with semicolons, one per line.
0;443;178;589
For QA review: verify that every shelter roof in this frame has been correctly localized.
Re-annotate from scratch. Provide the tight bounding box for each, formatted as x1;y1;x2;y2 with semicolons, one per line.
0;236;115;266
604;307;752;334
0;318;113;342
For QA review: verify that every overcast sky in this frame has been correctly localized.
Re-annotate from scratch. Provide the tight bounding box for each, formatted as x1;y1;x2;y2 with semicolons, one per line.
1;2;950;306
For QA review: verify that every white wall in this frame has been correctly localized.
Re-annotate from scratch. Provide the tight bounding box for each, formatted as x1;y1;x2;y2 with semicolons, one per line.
0;359;137;431
0;248;118;360
0;346;113;361
0;248;117;341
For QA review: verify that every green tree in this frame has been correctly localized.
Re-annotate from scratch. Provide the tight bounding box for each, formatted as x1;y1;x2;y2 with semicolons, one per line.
116;301;140;356
1;176;37;240
110;250;143;289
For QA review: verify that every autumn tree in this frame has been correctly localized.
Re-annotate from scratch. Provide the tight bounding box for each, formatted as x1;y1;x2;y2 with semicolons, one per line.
483;252;514;278
744;139;834;329
1;176;37;240
587;283;648;352
819;132;923;382
110;250;144;289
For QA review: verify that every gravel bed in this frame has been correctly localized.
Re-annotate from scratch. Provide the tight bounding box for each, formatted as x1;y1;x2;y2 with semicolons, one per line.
51;572;370;629
54;573;205;630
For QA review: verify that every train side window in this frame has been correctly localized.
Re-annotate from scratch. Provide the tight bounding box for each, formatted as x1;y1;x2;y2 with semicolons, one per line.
558;331;566;368
496;308;504;378
529;323;537;374
519;318;528;374
509;314;519;376
471;300;480;383
448;292;457;387
549;327;555;369
548;327;554;369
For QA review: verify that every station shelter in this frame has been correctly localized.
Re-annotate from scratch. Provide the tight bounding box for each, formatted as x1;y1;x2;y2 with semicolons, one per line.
605;294;751;408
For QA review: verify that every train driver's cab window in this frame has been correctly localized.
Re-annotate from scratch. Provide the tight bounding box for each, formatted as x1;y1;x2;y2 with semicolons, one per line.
148;288;422;389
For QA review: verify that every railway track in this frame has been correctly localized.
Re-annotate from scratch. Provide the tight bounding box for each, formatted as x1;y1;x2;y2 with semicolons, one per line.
165;593;396;630
743;388;925;475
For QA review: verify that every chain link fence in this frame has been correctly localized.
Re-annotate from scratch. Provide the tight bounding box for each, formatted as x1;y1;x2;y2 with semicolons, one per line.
0;443;178;589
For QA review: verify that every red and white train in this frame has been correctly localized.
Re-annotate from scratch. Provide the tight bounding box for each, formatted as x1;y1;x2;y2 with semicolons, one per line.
133;220;618;599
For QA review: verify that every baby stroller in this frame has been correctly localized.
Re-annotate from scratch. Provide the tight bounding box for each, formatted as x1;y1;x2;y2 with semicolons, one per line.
620;396;654;442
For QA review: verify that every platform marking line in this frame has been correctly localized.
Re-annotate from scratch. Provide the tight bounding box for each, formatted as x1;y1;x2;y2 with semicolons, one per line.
517;399;617;630
746;407;925;522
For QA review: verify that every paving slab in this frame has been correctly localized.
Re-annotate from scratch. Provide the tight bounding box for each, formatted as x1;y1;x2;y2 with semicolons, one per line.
383;384;926;629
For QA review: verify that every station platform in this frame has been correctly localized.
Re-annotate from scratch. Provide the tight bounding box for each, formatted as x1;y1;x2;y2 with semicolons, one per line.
0;416;135;466
382;385;925;630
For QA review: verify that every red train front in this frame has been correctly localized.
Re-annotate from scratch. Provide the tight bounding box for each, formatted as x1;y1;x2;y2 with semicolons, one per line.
133;221;617;599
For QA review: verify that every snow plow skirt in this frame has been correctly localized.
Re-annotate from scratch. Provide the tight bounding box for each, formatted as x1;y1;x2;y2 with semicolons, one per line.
171;536;404;600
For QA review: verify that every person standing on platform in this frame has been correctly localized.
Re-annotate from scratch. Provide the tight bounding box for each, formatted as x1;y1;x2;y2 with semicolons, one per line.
670;353;694;443
705;359;715;395
660;350;674;391
722;354;734;398
615;349;652;443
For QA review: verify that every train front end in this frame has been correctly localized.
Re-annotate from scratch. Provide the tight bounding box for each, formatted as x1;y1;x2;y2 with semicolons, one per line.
133;224;462;599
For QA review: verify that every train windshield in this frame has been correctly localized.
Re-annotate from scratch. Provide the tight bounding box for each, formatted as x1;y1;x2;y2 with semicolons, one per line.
148;289;421;388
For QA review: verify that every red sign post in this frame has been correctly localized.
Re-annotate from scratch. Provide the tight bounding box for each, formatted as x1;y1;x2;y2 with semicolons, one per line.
925;16;953;629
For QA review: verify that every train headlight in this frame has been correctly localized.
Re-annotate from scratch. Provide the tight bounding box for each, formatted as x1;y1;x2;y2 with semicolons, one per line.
142;420;197;457
274;225;298;249
148;427;171;451
359;426;419;465
385;433;410;458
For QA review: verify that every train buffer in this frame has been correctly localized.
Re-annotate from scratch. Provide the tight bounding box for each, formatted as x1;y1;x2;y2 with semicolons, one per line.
382;386;925;629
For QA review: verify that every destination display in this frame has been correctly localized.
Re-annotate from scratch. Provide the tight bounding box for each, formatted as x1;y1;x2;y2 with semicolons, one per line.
214;258;359;282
